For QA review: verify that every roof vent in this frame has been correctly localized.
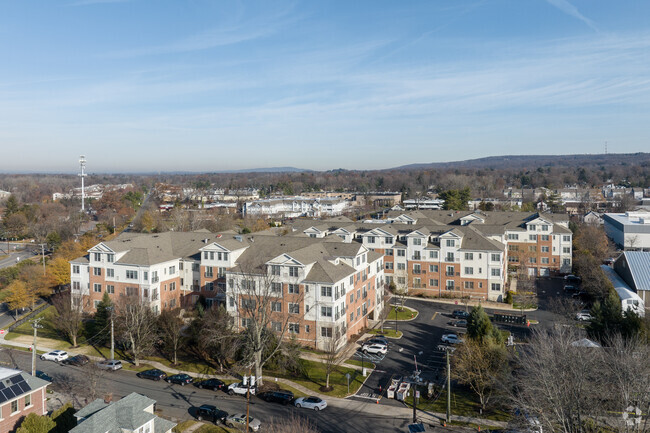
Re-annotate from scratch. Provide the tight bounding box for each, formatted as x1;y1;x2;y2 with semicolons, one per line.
234;235;243;242
203;238;209;243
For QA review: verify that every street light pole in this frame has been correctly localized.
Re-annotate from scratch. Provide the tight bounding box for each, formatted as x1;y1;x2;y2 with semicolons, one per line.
246;366;252;432
446;350;451;424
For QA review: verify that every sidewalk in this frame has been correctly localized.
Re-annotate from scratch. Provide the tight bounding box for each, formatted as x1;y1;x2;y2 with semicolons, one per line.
404;295;537;312
0;337;508;428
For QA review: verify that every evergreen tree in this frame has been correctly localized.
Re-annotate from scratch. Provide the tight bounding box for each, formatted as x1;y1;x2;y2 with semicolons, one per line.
467;305;492;342
91;292;113;345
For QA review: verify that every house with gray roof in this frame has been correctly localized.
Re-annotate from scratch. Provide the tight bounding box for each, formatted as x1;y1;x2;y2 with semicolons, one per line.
0;367;49;433
71;392;175;433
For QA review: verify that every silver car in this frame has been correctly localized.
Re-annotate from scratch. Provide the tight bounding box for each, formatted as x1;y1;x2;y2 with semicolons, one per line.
96;359;123;371
294;396;327;411
225;414;261;431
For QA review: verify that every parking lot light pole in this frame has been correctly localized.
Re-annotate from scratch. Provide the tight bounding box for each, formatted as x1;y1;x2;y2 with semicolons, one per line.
31;318;43;376
446;350;451;424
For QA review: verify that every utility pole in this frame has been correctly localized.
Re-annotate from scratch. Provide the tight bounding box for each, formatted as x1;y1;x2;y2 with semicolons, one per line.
107;307;115;360
246;366;252;432
40;243;46;276
446;350;451;424
31;318;43;376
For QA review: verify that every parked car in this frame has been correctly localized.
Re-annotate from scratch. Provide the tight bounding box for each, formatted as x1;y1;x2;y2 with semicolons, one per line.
361;343;388;355
165;373;193;386
575;311;593;321
366;336;389;346
195;404;228;423
564;275;582;284
40;350;69;362
452;310;470;319
227;382;256;396
572;291;590;302
258;389;294;405
61;354;89;366
441;334;464;345
563;284;578;293
195;378;225;391
449;319;468;328
225;414;261;431
136;369;167;381
34;370;52;382
96;359;122;371
294;396;327;411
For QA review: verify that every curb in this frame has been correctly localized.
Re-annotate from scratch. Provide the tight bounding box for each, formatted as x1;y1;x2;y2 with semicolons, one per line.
404;296;538;312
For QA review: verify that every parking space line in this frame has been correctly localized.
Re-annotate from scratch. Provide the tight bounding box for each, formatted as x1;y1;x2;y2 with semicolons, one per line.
431;312;438;321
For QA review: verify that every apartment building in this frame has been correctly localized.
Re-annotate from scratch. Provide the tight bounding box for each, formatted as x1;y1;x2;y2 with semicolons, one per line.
243;197;349;218
285;210;572;301
71;230;384;351
0;367;50;432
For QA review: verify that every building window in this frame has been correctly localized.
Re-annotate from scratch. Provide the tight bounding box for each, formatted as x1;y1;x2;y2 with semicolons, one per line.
397;263;406;270
541;257;550;264
429;250;438;259
413;264;421;274
107;254;114;263
271;302;282;312
464;267;473;275
288;284;300;294
72;281;80;291
206;282;214;291
271;282;282;294
529;234;537;241
413;238;422;246
385;262;394;270
429;264;438;273
271;321;282;332
93;283;101;293
464;281;474;289
305;325;310;333
429;279;438;287
491;283;501;291
289;303;300;314
11;399;18;413
242;298;256;309
386;249;394;256
170;282;176;291
321;327;333;338
385;237;393;244
446;253;454;262
491;254;500;262
25;393;31;407
72;265;80;274
509;256;519;263
93;267;101;276
367;236;376;243
223;253;229;260
242;318;252;328
446;239;455;247
397;249;406;257
321;286;332;297
106;268;114;278
446;266;454;276
270;265;280;276
541;225;549;231
289;266;299;277
541;235;550;241
217;267;226;277
397;277;406;285
563;258;571;265
529;246;537;252
106;285;114;294
446;280;454;290
491;269;501;277
529;224;536;231
529;258;537;264
464;253;474;260
508;244;519;251
126;287;137;296
94;300;101;308
204;267;213;278
507;233;519;240
288;323;299;334
169;266;176;274
563;247;571;254
541;246;549;253
94;253;101;261
126;270;138;280
321;306;332;317
563;235;571;242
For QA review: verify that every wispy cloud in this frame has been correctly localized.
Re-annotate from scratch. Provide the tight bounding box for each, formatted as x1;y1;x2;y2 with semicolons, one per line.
545;0;598;32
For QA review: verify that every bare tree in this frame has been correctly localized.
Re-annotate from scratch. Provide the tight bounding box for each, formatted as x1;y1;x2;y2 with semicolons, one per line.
323;336;345;391
195;306;238;373
231;263;305;386
157;307;185;365
51;292;86;347
452;339;507;413
266;414;320;433
115;297;157;366
508;327;604;433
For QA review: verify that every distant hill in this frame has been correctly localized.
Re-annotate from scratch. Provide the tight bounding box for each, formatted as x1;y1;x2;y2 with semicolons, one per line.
392;153;650;171
216;166;311;174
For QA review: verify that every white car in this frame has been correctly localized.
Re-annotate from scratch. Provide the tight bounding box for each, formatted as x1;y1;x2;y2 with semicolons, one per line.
361;343;388;355
441;334;464;345
40;350;69;362
227;382;256;396
225;414;261;431
96;359;123;371
575;312;593;321
294;396;327;411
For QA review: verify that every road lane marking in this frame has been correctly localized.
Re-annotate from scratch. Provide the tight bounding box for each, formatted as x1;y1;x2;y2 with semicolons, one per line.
431;312;438;321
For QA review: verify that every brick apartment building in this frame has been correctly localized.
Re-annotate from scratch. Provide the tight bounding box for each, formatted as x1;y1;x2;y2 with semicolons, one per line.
70;230;385;351
0;367;49;432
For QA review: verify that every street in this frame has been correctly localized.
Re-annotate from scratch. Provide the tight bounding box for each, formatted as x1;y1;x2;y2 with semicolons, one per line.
0;348;437;433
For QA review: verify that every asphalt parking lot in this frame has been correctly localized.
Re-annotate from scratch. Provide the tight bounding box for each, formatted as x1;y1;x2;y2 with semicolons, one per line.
355;278;569;404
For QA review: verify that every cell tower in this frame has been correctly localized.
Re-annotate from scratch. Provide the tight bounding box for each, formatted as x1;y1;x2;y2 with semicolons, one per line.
79;156;87;212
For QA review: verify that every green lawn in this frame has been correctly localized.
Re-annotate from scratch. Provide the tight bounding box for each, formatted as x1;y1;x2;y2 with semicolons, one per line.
194;425;237;433
267;359;365;398
368;328;403;338
345;358;376;369
387;305;418;321
8;306;64;341
403;384;511;422
172;420;197;433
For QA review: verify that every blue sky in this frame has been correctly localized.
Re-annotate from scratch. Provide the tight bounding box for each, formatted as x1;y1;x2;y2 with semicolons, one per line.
1;0;649;173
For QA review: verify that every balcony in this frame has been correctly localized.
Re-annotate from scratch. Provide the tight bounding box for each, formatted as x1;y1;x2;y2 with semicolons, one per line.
445;272;455;277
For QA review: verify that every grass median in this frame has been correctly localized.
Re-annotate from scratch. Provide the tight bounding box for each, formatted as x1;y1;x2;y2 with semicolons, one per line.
368;328;403;338
387;305;418;321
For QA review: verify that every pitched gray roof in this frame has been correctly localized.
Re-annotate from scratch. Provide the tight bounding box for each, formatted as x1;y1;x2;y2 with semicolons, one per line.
623;251;650;292
71;392;174;433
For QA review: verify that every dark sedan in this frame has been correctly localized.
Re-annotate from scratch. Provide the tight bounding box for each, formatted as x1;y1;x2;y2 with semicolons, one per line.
136;369;167;381
195;404;228;423
61;355;90;366
195;378;226;391
452;310;470;319
165;373;193;386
